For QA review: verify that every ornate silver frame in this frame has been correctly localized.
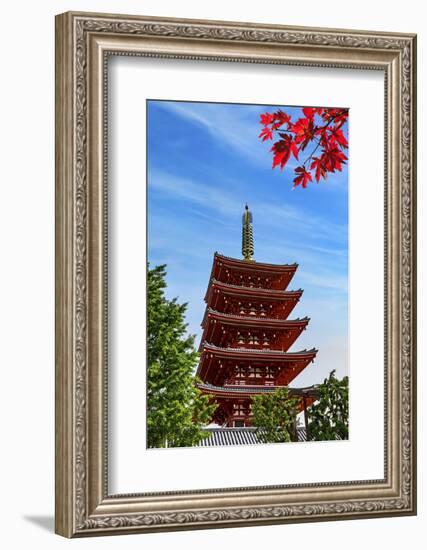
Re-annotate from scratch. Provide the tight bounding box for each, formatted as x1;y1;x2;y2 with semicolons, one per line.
55;11;417;537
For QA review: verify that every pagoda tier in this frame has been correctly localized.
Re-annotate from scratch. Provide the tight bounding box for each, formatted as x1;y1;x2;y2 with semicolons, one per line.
197;343;317;387
197;382;319;426
199;309;309;352
209;253;298;290
205;279;303;319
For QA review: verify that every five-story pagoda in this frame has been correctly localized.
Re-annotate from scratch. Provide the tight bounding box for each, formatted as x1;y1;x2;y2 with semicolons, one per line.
197;205;318;428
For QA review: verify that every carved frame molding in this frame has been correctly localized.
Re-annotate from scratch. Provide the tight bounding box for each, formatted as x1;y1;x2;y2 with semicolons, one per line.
55;11;416;537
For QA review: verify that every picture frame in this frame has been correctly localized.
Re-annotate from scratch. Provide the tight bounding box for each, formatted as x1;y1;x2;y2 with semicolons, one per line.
55;11;417;537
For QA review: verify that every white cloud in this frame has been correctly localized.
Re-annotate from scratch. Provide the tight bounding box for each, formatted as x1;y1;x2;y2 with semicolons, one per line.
297;270;348;293
149;168;347;246
149;169;238;218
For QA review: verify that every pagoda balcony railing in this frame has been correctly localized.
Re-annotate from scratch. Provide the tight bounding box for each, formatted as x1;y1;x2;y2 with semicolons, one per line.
225;381;277;387
226;281;273;290
223;306;289;320
198;381;320;397
228;338;294;351
203;308;309;324
201;342;318;356
233;342;273;350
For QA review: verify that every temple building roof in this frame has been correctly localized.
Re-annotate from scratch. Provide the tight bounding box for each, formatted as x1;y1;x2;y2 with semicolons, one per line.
194;426;342;447
197;427;285;446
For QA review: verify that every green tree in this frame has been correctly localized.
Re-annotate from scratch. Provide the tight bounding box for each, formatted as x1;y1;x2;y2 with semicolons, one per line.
307;370;349;441
147;264;216;448
252;387;299;443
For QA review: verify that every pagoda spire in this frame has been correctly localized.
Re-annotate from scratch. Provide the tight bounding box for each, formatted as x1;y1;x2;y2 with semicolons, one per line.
242;204;254;261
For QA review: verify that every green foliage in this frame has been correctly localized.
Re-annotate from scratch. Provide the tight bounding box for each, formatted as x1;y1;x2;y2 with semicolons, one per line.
147;264;217;448
307;370;349;441
252;387;299;443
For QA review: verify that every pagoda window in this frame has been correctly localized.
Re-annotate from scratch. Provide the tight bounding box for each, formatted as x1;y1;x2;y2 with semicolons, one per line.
235;366;246;378
248;366;263;378
266;367;275;379
233;403;247;416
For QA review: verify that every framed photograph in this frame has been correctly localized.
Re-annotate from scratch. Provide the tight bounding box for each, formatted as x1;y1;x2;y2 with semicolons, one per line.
55;11;417;537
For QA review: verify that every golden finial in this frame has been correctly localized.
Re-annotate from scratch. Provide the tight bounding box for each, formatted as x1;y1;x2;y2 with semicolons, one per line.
242;204;254;261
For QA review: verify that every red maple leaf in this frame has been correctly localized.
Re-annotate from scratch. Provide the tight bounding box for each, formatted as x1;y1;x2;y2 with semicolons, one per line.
310;157;327;182
259;126;273;141
270;111;291;131
271;137;292;169
328;126;348;148
274;110;291;124
278;133;299;159
291;117;316;149
321;147;348;172
302;107;322;119
260;112;275;126
322;108;348;128
293;166;313;188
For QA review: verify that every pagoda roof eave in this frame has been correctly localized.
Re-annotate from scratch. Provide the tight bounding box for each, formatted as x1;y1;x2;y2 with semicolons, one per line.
204;278;303;302
213;252;298;272
204;253;299;295
199;342;318;360
197;381;320;399
201;308;310;329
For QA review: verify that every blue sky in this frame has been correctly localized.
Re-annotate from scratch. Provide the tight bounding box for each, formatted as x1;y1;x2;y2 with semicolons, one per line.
147;100;349;386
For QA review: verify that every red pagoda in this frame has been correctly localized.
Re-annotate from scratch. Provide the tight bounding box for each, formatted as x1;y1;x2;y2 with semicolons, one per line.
196;204;318;429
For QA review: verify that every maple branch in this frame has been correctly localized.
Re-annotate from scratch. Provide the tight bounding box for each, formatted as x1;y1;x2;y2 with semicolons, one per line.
301;117;339;167
271;128;296;135
259;107;348;188
302;140;322;168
